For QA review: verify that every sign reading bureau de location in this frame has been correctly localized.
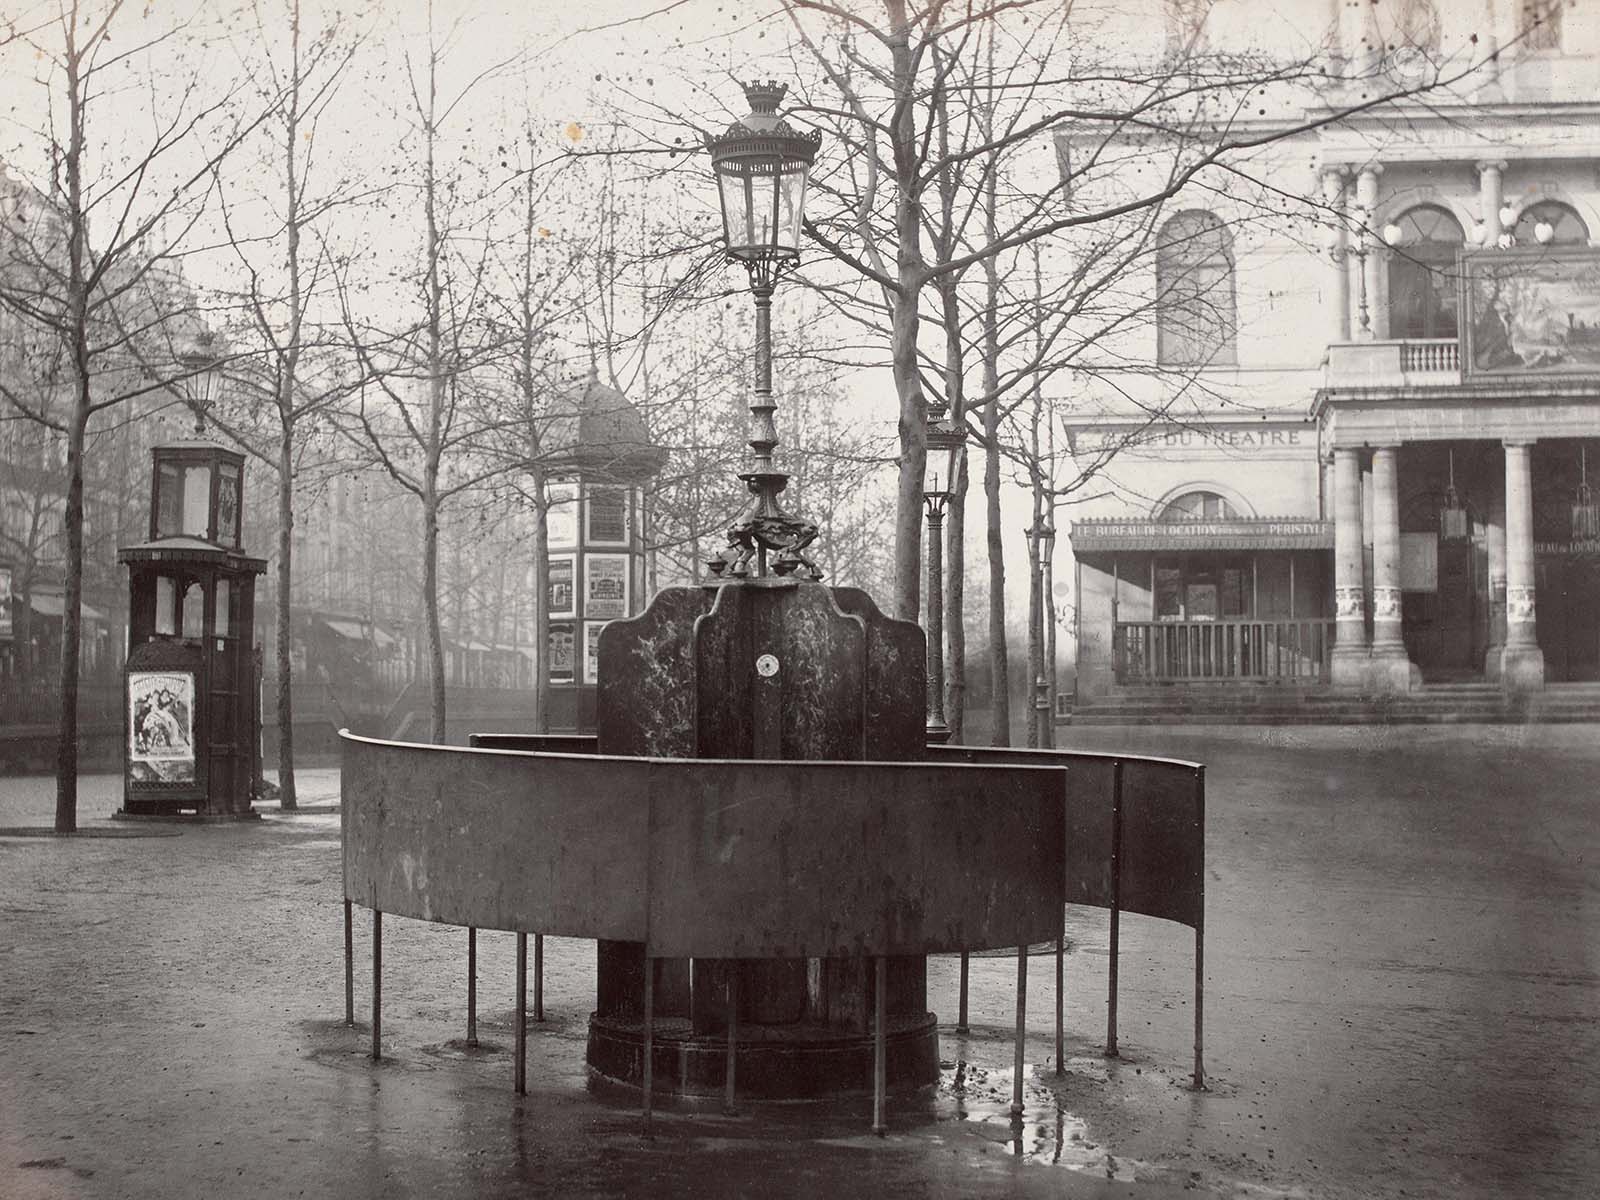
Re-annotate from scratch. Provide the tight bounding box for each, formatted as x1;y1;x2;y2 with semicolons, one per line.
1071;517;1334;551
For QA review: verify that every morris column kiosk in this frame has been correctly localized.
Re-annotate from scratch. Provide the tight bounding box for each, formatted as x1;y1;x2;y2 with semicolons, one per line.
117;440;265;818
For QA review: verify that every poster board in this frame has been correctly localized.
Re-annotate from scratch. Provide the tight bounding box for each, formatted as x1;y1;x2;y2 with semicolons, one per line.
129;671;197;783
0;564;11;641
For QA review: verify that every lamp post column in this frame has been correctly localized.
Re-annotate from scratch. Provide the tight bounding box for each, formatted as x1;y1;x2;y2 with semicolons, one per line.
924;498;950;744
1330;447;1369;688
1501;439;1545;691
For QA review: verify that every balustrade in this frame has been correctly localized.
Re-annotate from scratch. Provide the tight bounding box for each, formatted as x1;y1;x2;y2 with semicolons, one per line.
1115;619;1335;683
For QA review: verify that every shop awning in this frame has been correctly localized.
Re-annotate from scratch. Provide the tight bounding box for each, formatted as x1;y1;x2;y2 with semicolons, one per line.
29;593;109;622
322;617;398;648
1071;517;1334;552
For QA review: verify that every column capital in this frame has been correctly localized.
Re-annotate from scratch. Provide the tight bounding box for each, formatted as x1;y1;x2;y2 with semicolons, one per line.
1476;159;1509;175
1502;437;1536;449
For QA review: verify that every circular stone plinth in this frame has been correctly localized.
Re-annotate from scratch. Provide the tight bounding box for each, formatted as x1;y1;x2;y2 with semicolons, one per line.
586;1012;940;1101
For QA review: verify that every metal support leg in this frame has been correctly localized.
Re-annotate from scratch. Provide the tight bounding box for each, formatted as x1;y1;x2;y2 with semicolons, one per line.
724;969;738;1116
343;899;354;1027
1055;930;1065;1077
1107;761;1123;1059
642;956;654;1134
1011;945;1027;1118
956;950;970;1034
371;910;382;1061
872;956;887;1136
467;927;478;1048
515;933;527;1095
533;933;545;1022
1193;925;1206;1090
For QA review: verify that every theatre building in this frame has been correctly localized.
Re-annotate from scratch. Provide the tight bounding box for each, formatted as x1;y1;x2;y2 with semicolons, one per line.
1064;9;1600;711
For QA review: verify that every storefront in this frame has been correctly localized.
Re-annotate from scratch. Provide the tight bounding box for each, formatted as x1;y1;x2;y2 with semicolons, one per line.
1072;514;1333;698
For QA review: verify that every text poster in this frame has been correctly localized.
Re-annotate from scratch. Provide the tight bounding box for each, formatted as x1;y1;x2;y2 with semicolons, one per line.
584;554;629;620
548;556;576;618
0;564;11;641
585;484;629;546
129;671;196;783
583;620;606;685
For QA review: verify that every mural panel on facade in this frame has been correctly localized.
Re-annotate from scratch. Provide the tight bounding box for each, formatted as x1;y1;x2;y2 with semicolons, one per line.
1461;248;1600;377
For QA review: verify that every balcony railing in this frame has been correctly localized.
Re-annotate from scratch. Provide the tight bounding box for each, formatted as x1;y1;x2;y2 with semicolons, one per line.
1324;338;1460;388
1115;619;1335;684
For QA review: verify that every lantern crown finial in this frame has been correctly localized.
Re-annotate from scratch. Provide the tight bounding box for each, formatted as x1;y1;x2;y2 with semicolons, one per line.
742;80;787;120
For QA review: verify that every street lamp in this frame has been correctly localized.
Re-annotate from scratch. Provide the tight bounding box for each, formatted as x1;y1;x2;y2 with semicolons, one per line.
1024;520;1056;748
704;81;823;580
922;401;964;744
177;332;222;436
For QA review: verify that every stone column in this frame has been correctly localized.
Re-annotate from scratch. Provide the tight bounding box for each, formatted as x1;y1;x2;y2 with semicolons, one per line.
1330;447;1370;688
1478;160;1508;245
1352;165;1382;340
1500;439;1545;690
1484;455;1507;680
1321;166;1351;346
1369;447;1420;692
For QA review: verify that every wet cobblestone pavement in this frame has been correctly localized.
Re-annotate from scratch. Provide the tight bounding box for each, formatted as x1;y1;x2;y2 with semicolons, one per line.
2;724;1597;1198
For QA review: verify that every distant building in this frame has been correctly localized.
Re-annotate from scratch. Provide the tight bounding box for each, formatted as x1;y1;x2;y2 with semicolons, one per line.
1062;0;1600;709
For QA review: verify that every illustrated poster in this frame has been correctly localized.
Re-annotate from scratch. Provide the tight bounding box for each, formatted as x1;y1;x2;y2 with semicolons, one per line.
548;556;576;618
129;671;196;783
548;624;575;682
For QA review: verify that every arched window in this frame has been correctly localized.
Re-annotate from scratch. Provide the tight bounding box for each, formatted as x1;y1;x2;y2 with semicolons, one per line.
1513;200;1589;246
1157;211;1236;366
1391;0;1442;52
1387;205;1465;340
1158;490;1239;521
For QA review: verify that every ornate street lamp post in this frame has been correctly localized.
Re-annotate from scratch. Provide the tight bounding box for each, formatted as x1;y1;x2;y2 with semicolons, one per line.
1025;520;1056;748
922;402;964;744
705;81;823;580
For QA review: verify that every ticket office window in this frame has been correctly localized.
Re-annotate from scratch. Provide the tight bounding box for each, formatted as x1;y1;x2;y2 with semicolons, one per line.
1155;556;1251;621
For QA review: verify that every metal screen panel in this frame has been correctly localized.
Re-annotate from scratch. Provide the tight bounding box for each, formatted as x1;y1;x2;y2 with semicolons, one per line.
1117;759;1204;929
342;735;651;939
644;759;1064;958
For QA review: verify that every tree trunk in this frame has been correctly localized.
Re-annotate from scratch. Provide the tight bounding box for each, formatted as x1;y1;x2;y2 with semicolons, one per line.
531;492;550;734
274;435;297;807
937;281;968;742
55;42;91;834
423;485;446;742
981;264;1008;747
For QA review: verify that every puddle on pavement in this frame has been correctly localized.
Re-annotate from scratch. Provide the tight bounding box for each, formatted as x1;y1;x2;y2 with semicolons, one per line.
940;1058;1160;1181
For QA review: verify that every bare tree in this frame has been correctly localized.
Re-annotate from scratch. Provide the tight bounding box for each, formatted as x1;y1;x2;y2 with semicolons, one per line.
213;0;367;808
0;0;272;830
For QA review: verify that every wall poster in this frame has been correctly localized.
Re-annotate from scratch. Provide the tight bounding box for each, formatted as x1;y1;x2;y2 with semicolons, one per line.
584;553;629;620
583;620;606;684
0;563;12;641
548;555;576;618
129;671;196;783
548;623;575;682
547;482;579;548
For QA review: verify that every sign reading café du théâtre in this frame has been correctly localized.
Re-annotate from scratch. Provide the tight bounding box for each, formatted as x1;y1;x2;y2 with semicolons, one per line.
1067;422;1309;457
